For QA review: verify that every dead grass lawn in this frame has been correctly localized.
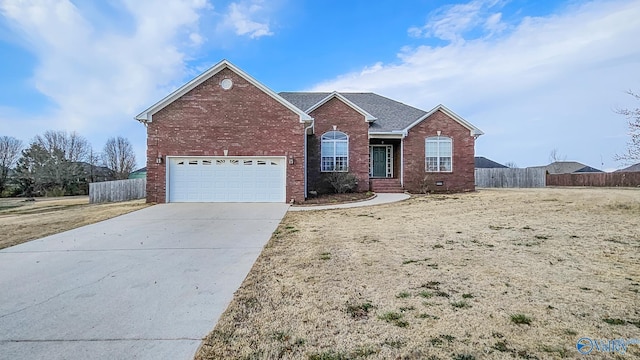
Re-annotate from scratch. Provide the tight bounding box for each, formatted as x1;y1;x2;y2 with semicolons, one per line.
0;196;150;249
196;188;640;360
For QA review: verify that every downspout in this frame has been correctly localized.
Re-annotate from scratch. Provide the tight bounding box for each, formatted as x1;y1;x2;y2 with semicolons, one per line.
401;131;407;188
303;120;315;198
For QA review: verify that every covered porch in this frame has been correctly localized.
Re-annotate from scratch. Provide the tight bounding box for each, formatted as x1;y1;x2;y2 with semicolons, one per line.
368;137;404;193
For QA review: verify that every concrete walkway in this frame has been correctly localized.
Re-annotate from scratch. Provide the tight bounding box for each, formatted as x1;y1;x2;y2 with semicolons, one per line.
288;192;410;211
0;203;288;360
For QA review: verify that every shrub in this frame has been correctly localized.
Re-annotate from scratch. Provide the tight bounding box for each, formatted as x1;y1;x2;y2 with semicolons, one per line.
419;173;436;194
510;313;532;325
324;172;358;193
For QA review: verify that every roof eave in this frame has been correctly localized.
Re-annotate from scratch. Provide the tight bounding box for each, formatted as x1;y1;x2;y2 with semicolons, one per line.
134;59;313;124
403;104;483;137
368;131;406;139
306;91;377;122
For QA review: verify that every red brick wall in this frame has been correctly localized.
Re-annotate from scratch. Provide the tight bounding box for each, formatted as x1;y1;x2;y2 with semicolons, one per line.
403;110;476;193
307;97;370;192
145;67;306;203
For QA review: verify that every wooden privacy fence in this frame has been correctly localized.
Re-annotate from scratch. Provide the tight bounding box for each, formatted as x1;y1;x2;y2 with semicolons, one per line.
475;168;546;188
547;171;640;187
89;178;146;203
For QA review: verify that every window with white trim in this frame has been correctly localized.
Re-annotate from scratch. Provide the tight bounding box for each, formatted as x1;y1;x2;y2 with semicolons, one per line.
321;131;348;172
425;136;452;172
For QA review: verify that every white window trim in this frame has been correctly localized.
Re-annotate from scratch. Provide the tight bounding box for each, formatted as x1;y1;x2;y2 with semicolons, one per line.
321;131;349;172
425;136;453;172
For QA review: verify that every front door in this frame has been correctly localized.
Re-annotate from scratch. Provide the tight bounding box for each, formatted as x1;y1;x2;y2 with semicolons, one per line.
371;146;387;177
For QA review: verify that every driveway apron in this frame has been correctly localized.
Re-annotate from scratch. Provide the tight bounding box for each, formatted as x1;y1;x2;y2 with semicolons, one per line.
0;203;288;360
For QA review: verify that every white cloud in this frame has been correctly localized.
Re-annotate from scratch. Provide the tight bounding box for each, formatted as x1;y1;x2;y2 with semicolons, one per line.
313;0;640;169
0;0;208;134
222;0;273;39
0;0;218;168
0;0;278;164
484;12;506;35
408;0;505;43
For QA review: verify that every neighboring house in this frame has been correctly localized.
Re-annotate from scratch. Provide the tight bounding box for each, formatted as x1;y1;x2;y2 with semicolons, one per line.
128;167;147;179
529;161;603;174
573;165;604;173
615;163;640;172
135;60;483;203
474;156;507;169
78;162;114;183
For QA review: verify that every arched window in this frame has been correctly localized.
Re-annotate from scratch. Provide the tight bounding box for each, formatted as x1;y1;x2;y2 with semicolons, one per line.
321;131;348;172
425;136;452;172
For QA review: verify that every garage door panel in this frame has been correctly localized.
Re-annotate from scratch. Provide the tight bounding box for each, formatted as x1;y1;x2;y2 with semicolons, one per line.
168;157;286;203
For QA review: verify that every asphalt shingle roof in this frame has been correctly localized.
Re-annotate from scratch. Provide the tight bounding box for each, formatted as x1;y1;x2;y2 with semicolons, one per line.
529;161;603;174
574;166;603;173
279;92;428;132
475;156;507;168
615;163;640;172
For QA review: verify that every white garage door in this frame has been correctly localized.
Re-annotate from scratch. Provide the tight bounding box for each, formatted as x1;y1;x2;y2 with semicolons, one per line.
168;157;286;202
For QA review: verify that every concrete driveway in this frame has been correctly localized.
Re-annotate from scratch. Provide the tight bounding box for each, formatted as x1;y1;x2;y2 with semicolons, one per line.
0;203;288;360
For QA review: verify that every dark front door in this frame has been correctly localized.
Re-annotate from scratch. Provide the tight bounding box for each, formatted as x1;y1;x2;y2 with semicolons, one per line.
372;146;387;177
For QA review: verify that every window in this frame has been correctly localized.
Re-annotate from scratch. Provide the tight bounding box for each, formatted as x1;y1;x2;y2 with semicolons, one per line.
425;136;452;172
321;131;348;172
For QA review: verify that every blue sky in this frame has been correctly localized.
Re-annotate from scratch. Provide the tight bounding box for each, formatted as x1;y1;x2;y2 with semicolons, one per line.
1;0;639;171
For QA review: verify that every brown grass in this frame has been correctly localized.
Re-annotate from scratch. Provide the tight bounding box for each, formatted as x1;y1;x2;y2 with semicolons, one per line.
0;196;150;249
196;188;640;360
296;192;374;206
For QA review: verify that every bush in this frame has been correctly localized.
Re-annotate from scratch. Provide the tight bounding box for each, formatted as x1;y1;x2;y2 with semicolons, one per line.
324;172;358;193
45;186;65;197
419;173;436;193
1;185;23;198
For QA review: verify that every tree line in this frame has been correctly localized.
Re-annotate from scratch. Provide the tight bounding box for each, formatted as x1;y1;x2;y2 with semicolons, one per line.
0;131;137;197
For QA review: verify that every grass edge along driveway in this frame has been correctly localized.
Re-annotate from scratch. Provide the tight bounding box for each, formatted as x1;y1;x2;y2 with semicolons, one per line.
196;188;640;360
0;197;150;250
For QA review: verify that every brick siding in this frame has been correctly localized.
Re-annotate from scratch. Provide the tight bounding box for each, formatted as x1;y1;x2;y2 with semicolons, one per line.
145;67;306;203
402;110;476;193
307;97;370;193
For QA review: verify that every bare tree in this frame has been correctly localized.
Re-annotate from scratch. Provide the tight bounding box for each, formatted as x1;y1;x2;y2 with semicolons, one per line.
0;136;23;194
504;161;519;168
548;148;567;163
86;146;102;183
102;136;136;180
34;130;90;162
614;90;640;165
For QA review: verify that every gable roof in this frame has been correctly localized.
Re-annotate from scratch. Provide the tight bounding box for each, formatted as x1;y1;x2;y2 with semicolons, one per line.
615;163;640;172
130;167;147;174
281;92;427;132
529;161;603;174
574;165;604;173
279;92;483;136
135;60;312;123
304;92;377;122
475;156;508;168
405;104;484;137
